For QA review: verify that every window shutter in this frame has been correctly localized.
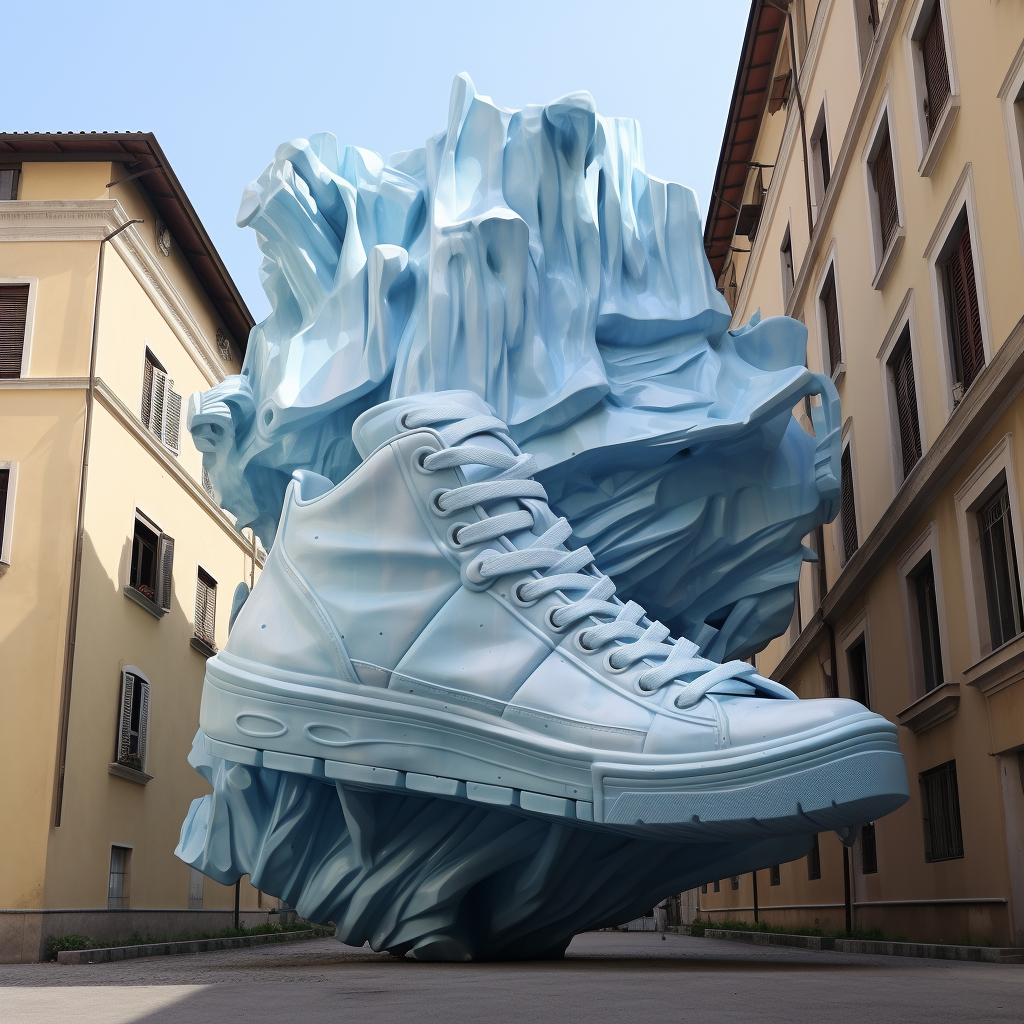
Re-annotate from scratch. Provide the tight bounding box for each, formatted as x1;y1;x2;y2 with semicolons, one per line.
149;366;168;441
821;268;842;374
922;6;951;135
163;385;182;454
819;125;831;194
892;337;922;478
136;678;150;771
0;168;20;201
157;533;175;612
947;223;985;392
840;446;859;561
0;284;30;379
194;571;217;647
873;129;899;253
141;356;155;429
0;468;8;559
117;670;135;763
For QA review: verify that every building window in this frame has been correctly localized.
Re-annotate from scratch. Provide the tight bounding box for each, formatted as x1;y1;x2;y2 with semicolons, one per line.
847;636;871;709
978;484;1024;649
912;555;945;692
193;567;218;652
730;876;739;891
780;226;795;306
0;462;15;571
943;217;985;398
108;846;132;910
855;0;881;69
920;760;964;862
127;513;174;614
840;444;859;561
820;265;842;376
807;833;821;880
0;284;30;379
115;667;151;773
713;879;720;893
188;867;204;910
769;864;781;886
701;883;708;894
871;123;900;256
861;822;878;874
141;349;183;455
810;103;831;217
889;327;922;479
919;4;951;137
0;167;20;201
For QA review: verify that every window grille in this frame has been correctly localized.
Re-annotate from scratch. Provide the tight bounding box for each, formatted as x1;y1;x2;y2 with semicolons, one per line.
0;168;19;201
891;330;922;478
945;222;985;394
141;350;182;454
194;568;217;649
807;833;822;880
840;446;859;561
922;5;951;135
914;557;944;692
821;267;842;375
978;485;1024;649
0;284;29;379
116;668;150;773
129;515;174;613
847;637;870;709
861;823;878;874
920;760;964;862
108;846;131;910
872;126;900;254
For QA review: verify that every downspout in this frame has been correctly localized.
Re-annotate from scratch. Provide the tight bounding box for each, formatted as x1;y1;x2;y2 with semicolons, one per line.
53;217;143;827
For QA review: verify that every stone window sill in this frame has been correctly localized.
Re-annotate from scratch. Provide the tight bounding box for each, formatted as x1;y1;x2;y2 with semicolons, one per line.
109;762;153;785
871;228;905;291
124;585;165;619
963;633;1024;696
896;681;960;735
918;97;960;178
190;636;217;658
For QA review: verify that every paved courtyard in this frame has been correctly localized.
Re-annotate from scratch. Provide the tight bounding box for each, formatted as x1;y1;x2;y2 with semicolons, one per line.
2;930;1021;1024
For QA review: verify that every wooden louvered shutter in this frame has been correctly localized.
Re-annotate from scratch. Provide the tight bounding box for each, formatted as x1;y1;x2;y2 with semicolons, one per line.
821;268;842;374
194;569;217;647
0;285;29;379
873;129;899;253
892;335;922;478
946;223;985;392
117;670;135;763
136;679;150;771
922;5;951;135
141;356;155;429
149;366;168;440
840;446;859;561
164;386;182;454
157;533;174;612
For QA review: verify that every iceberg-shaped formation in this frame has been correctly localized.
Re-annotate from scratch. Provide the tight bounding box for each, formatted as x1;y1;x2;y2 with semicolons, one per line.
191;72;839;661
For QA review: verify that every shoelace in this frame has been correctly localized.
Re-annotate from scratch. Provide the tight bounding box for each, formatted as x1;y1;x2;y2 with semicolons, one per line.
403;404;768;709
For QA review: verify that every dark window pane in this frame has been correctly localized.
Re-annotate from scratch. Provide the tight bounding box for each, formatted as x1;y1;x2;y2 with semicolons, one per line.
848;638;870;709
713;880;720;893
861;823;878;874
978;486;1024;649
0;168;20;201
807;833;822;880
731;876;739;890
0;284;30;379
915;558;944;691
922;5;951;135
841;447;859;560
819;125;831;194
130;519;159;598
0;468;8;556
946;221;985;393
891;331;922;478
769;864;781;886
821;267;842;375
872;127;899;253
920;760;964;861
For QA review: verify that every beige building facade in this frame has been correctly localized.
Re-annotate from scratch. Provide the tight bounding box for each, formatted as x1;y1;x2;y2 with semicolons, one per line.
0;134;277;962
699;0;1024;947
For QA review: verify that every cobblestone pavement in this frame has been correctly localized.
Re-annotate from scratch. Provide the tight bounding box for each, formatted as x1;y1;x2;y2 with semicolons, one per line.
1;931;1021;1024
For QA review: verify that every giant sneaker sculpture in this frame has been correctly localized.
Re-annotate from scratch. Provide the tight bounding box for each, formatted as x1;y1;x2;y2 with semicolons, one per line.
177;76;910;959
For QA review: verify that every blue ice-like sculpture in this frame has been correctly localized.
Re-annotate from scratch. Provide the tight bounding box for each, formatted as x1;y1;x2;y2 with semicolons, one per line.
193;73;840;663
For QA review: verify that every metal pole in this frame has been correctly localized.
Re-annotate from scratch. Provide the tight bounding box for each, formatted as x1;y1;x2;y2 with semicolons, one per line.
843;846;853;933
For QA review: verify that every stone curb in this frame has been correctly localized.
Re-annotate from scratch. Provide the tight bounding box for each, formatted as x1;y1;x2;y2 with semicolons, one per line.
702;928;1024;964
56;928;322;964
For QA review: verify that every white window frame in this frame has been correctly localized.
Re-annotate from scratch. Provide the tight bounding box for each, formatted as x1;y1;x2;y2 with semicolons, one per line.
876;289;928;492
897;521;949;702
997;40;1024;270
838;608;873;708
0;276;38;377
903;0;961;177
954;434;1024;663
862;87;906;289
809;96;833;222
837;421;860;567
922;163;992;419
124;508;174;618
0;460;17;573
814;241;846;384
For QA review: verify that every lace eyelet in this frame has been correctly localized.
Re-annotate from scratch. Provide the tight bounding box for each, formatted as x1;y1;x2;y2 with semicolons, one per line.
544;607;569;632
603;650;629;675
573;629;599;655
429;487;454;517
447;522;470;548
412;446;437;474
396;410;414;432
510;580;539;608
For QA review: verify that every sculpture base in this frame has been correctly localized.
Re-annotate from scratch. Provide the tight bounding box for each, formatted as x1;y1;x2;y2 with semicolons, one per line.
176;732;810;961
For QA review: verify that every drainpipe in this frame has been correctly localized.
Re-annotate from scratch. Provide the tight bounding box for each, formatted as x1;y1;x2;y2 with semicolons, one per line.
53;217;144;827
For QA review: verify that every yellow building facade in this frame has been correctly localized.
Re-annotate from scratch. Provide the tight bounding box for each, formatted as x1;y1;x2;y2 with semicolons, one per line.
0;134;276;962
699;0;1024;947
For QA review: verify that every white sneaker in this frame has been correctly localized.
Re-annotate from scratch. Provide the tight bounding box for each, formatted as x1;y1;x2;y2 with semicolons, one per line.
199;391;907;839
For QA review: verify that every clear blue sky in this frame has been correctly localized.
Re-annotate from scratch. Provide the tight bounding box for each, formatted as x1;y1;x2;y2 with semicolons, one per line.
5;0;749;321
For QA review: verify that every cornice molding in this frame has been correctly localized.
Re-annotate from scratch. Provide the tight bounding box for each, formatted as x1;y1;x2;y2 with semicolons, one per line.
0;200;228;387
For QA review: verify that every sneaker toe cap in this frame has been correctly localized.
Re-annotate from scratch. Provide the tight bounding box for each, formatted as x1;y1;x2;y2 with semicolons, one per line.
719;695;880;748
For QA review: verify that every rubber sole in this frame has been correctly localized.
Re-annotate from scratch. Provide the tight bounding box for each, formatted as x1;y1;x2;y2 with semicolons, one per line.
199;652;909;841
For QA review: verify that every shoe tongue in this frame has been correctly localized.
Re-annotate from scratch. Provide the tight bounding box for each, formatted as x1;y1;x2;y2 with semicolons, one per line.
352;391;498;460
